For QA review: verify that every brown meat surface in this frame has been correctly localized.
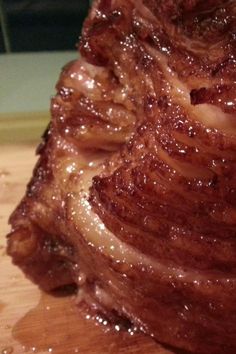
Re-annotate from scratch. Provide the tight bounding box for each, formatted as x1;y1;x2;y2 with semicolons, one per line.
7;1;236;353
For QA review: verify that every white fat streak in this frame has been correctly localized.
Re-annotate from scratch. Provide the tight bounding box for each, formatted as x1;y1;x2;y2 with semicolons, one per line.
145;44;236;133
63;59;106;98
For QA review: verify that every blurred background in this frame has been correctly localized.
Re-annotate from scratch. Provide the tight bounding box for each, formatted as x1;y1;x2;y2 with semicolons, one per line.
0;0;90;53
0;1;92;144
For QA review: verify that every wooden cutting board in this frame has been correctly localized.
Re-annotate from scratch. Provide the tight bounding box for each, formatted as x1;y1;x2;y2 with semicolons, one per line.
0;138;175;353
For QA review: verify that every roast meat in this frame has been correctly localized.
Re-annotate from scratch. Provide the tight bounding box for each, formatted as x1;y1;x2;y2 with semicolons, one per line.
7;1;236;353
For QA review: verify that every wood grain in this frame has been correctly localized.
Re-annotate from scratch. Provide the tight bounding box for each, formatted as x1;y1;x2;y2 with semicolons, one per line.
0;144;175;354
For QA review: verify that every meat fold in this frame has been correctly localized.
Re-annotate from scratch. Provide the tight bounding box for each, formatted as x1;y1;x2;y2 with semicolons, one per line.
7;1;236;353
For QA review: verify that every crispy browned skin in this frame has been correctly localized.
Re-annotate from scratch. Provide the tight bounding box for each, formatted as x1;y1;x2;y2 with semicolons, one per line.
7;1;236;353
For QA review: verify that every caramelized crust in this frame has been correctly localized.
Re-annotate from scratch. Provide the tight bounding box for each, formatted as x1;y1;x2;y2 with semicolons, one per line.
7;1;236;353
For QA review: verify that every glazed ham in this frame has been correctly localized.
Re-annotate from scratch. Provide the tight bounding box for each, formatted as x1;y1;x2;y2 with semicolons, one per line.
7;1;236;353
